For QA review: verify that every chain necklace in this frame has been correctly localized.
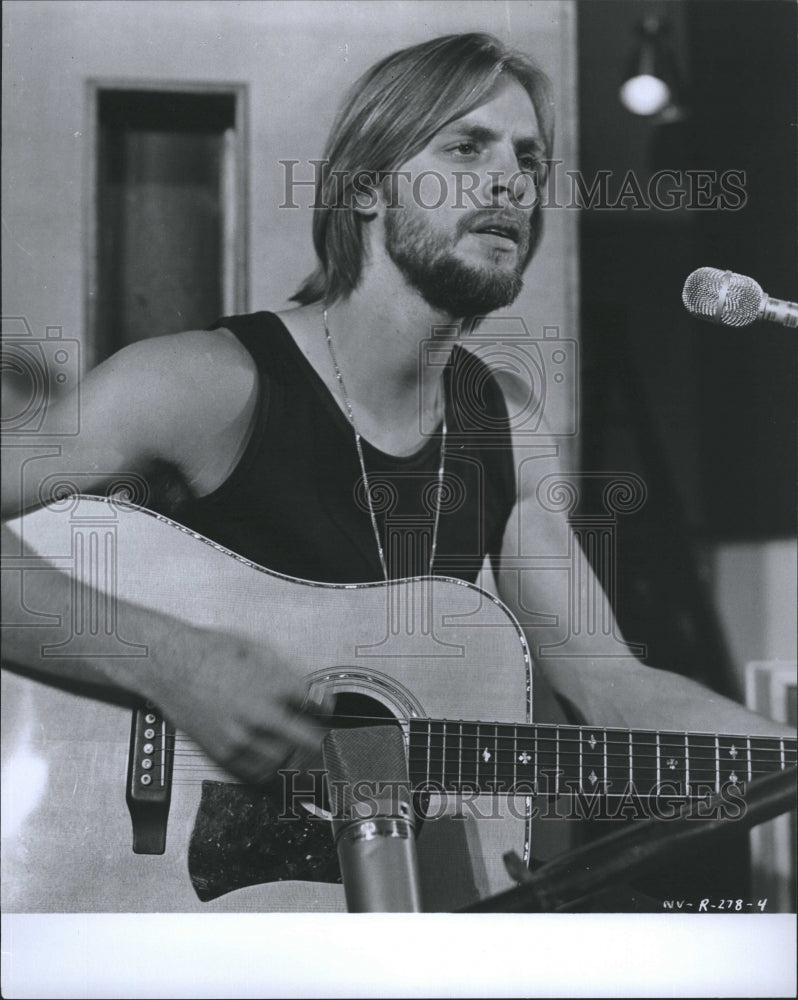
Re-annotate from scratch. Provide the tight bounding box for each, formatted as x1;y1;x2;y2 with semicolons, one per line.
323;308;447;582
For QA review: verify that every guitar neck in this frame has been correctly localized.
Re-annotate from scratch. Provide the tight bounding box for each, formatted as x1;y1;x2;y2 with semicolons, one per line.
407;720;797;800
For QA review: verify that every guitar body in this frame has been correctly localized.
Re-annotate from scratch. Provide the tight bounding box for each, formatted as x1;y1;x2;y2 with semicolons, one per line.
2;497;532;912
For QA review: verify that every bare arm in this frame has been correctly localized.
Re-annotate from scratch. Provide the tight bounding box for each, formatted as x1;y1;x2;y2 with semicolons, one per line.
2;328;258;517
492;371;795;739
2;331;318;779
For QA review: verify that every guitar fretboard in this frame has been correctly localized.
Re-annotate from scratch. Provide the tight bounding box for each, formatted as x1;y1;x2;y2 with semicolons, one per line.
407;720;797;800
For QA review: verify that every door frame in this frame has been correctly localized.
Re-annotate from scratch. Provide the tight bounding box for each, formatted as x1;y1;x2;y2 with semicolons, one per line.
83;78;249;371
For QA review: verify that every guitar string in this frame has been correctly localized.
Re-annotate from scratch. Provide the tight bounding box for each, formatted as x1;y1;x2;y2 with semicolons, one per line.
168;737;794;756
167;722;794;754
166;745;794;768
164;751;791;771
166;712;795;766
166;734;794;765
166;757;785;784
165;713;793;747
165;752;792;771
167;738;794;761
173;715;796;760
164;765;790;786
164;738;794;767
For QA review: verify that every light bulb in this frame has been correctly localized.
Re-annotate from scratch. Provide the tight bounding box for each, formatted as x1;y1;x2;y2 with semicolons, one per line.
619;74;672;116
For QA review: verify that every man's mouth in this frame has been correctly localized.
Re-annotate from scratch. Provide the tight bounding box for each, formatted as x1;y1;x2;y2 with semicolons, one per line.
468;216;522;247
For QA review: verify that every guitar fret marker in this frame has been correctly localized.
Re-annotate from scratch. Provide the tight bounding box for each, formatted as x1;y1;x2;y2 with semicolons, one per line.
656;732;661;788
518;752;531;765
555;729;560;797
482;747;491;763
684;734;690;794
667;758;677;770
628;732;633;786
729;771;739;785
729;745;738;758
426;720;431;786
588;769;598;786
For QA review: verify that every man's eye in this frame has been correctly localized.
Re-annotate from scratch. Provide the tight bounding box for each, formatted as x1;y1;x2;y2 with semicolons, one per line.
518;154;541;173
450;142;479;157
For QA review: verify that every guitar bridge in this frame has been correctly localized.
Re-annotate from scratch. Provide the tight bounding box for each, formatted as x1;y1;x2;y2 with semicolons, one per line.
126;703;175;854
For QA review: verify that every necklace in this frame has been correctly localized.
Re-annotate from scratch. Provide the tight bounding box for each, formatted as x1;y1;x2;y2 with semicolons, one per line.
323;308;447;582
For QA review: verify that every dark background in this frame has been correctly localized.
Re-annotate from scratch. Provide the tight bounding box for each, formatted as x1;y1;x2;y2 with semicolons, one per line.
577;0;796;902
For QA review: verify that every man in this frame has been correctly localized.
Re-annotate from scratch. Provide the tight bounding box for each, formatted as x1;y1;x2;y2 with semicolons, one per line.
1;32;792;828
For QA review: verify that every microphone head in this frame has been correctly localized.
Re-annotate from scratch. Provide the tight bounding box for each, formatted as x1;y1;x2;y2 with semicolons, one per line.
682;267;764;327
323;724;412;820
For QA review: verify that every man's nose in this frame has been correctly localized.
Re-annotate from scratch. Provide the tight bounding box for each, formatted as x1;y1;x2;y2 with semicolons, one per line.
483;150;538;210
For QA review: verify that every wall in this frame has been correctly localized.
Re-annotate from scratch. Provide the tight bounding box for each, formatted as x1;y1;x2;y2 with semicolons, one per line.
711;540;798;685
2;0;578;405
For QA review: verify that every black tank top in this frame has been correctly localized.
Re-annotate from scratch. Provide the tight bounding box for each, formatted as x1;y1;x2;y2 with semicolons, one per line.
177;311;515;585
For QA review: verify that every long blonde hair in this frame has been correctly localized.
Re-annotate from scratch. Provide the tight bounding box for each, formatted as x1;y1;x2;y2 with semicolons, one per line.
291;32;554;306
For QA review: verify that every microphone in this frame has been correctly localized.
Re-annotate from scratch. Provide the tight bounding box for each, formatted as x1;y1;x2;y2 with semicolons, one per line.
682;267;798;328
322;725;422;912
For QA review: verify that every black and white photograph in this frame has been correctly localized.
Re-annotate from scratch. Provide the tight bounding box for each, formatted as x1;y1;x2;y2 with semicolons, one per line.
1;1;796;996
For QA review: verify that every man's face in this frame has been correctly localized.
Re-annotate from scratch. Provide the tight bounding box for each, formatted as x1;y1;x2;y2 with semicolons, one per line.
382;77;545;318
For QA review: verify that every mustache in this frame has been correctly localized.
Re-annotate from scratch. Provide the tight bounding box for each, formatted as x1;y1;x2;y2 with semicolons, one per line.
456;209;533;247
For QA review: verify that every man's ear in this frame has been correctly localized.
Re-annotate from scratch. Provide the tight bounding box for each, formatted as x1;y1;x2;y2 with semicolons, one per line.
349;169;385;220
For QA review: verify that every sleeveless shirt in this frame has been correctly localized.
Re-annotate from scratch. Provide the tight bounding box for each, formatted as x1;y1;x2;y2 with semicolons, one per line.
176;312;516;585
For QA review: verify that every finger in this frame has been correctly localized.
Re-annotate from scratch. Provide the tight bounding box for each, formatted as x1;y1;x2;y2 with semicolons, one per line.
223;739;298;784
251;700;326;751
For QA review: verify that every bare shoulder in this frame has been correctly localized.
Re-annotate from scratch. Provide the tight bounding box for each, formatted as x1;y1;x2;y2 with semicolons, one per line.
2;328;261;516
69;328;256;452
486;357;568;516
487;357;560;443
104;328;257;415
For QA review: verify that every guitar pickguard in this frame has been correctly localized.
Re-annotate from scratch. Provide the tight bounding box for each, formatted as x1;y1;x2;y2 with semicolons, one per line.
188;780;342;901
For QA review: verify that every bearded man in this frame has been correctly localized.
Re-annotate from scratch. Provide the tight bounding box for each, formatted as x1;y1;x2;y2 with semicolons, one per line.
2;33;793;913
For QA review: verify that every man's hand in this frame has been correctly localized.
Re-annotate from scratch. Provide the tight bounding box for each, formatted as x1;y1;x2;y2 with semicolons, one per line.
3;524;323;785
139;624;323;783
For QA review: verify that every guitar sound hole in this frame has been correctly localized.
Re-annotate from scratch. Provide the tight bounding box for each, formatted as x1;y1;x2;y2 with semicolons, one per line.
330;691;395;729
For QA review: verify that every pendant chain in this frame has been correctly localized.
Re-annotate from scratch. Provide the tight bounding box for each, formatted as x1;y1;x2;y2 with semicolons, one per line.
323;308;446;582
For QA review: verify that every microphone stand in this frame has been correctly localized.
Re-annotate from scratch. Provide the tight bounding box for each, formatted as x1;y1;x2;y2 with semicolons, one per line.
460;766;797;913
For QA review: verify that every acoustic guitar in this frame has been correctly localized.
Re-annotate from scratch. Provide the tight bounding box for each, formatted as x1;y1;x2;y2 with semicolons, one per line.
3;496;795;912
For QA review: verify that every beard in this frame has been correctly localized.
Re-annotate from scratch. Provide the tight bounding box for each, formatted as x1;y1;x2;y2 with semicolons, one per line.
383;207;533;318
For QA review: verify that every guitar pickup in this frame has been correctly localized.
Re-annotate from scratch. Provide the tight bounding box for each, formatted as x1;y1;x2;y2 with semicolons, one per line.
126;703;175;854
